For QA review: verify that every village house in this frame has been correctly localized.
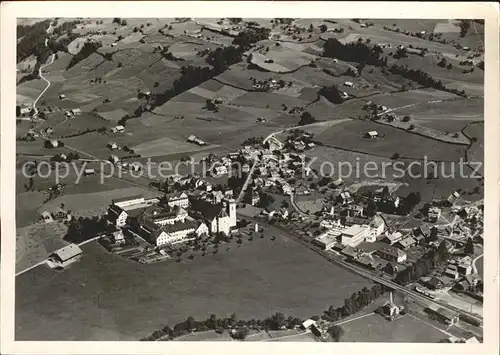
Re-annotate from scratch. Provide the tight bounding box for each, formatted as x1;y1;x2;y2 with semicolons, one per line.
369;215;386;238
413;224;431;239
428;206;442;222
107;141;119;150
421;276;445;290
339;191;353;205
377;247;407;263
395;236;417;250
161;192;189;209
108;204;129;227
384;231;405;245
113;229;126;244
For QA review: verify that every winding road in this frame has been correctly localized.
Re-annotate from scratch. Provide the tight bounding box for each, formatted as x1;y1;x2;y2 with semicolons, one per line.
31;23;55;117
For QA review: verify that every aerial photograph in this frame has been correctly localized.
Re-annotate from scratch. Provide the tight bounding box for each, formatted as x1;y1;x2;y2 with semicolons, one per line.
15;17;484;342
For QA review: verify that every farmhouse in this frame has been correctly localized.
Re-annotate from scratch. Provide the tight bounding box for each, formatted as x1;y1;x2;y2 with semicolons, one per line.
59;94;66;99
47;139;59;148
344;81;354;87
48;244;83;268
301;319;315;330
107;141;119;150
112;125;125;133
365;131;379;139
187;134;206;146
341;224;371;247
71;108;82;115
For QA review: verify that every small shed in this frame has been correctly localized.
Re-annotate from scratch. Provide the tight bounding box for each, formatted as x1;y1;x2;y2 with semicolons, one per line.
84;168;95;176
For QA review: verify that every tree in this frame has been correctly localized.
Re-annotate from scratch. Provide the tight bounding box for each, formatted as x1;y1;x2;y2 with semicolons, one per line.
16;105;21;117
366;200;377;217
319;24;327;33
459;20;471;37
429;227;439;241
391;153;400;160
437;58;447;68
327;325;344;342
464;237;474;255
232;327;249;340
298;111;316;126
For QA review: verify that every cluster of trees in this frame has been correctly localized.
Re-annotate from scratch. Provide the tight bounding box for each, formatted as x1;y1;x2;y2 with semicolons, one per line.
232;26;271;50
437;58;453;70
52;20;80;36
323;38;385;67
298;111;316;126
388;64;467;97
206;45;243;71
59;126;106;139
318;85;346;104
112;18;127;26
17;20;52;63
241;136;264;146
142;312;303;341
464;237;474;255
67;41;103;69
321;284;386;322
64;215;115;243
257;192;275;208
458;20;471;38
395;240;450;285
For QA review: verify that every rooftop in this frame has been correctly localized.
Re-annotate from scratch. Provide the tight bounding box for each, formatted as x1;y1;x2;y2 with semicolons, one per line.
343;224;369;237
52;244;82;262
